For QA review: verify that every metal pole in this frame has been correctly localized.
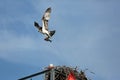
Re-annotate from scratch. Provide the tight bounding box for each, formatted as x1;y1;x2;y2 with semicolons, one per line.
50;68;55;80
18;69;50;80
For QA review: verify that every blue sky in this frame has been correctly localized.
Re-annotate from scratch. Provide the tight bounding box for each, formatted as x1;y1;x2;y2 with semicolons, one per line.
0;0;120;80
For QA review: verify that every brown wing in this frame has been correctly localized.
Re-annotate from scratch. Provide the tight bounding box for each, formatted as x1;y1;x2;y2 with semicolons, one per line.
42;7;51;30
34;21;42;32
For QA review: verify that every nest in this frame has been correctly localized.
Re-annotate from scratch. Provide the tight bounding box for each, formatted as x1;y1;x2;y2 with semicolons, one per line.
44;66;88;80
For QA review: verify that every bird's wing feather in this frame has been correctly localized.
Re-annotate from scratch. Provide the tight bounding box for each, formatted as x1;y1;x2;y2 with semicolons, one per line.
34;21;42;32
42;7;51;30
44;7;51;20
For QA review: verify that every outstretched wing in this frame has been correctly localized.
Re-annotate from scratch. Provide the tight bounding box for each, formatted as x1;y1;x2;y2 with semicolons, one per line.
42;7;51;30
34;21;42;32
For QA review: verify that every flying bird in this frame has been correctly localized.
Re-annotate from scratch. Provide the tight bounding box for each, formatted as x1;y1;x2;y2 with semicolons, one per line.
34;7;55;42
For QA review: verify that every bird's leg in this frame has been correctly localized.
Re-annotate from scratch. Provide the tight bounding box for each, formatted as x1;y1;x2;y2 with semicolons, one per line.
44;37;52;42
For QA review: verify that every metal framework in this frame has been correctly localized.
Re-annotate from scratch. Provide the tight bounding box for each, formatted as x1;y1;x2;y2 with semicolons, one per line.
18;66;88;80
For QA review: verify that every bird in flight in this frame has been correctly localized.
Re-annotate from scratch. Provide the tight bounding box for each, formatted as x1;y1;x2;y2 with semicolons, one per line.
34;7;55;42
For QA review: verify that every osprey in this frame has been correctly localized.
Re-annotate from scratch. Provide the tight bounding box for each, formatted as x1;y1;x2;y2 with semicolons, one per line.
34;7;55;42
